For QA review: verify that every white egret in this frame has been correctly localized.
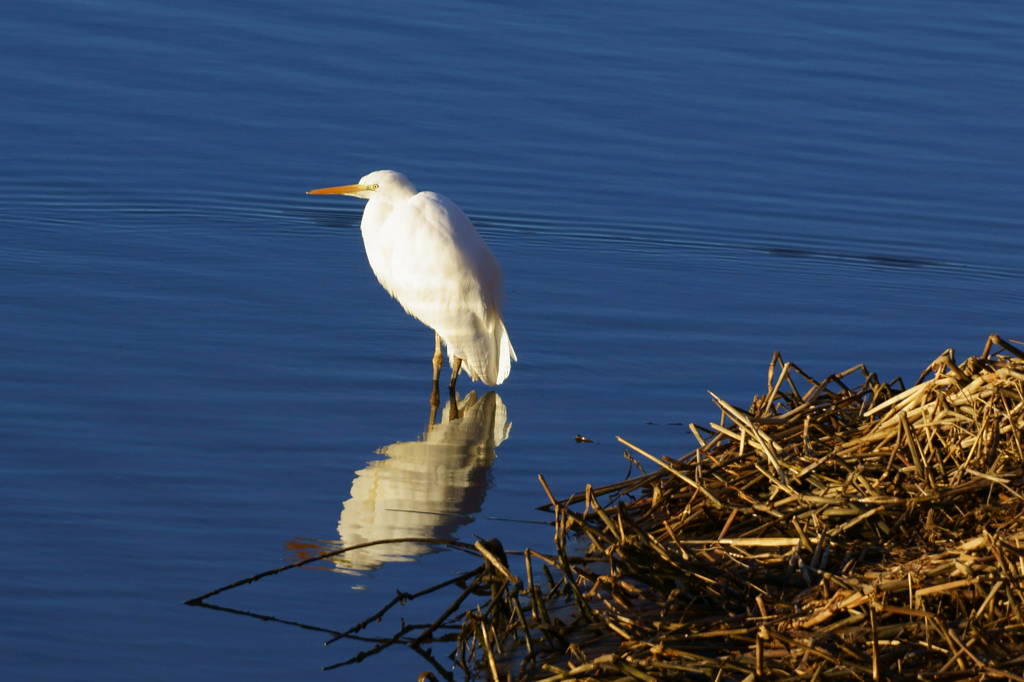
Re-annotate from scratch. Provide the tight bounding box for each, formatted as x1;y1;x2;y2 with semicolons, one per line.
308;170;516;389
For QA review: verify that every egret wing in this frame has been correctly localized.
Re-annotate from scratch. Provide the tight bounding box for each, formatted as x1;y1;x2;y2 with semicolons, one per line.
380;192;513;384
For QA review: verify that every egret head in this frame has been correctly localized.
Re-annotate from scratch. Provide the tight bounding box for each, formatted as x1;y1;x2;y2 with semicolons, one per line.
307;169;416;200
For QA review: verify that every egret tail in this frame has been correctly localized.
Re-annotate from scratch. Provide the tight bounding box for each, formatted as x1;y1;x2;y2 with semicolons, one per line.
494;321;516;386
445;318;516;386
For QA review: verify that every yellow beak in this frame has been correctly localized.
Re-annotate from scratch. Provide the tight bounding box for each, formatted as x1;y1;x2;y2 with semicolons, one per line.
306;183;369;195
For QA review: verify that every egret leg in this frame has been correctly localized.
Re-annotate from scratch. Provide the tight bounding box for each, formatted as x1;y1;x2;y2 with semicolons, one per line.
427;381;440;433
432;333;444;386
449;357;462;391
425;334;445;432
447;389;460;421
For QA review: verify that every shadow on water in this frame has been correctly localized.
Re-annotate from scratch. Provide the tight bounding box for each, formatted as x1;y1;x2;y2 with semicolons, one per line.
288;390;510;574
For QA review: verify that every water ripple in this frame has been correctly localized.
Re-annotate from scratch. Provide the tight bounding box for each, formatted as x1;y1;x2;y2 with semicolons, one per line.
4;190;1017;283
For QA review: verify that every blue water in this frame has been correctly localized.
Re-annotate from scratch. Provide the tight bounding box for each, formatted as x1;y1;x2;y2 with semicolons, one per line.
3;1;1022;679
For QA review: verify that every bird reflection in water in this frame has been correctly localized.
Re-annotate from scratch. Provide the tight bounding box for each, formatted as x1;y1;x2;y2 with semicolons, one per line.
291;391;509;574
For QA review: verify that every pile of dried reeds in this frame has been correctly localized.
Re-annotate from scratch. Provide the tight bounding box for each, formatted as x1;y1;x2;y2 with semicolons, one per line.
450;335;1024;680
188;335;1024;679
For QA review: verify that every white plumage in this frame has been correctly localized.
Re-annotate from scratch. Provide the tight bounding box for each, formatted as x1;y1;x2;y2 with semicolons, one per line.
308;170;516;386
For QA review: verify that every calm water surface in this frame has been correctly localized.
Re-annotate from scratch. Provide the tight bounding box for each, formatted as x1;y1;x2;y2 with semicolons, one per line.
3;1;1023;679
